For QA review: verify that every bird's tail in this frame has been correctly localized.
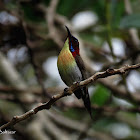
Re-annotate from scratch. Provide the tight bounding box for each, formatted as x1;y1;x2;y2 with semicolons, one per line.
74;88;82;99
74;87;93;120
82;87;93;120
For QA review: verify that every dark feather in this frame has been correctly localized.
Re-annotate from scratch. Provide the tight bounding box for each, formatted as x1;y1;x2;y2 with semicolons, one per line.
74;55;93;119
74;88;82;99
82;86;93;119
75;55;86;79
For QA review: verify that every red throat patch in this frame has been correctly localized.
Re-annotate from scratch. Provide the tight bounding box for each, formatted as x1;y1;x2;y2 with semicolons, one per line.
71;49;79;57
68;37;79;57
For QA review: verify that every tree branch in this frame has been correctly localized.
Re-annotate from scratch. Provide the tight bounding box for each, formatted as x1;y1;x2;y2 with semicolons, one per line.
0;63;140;130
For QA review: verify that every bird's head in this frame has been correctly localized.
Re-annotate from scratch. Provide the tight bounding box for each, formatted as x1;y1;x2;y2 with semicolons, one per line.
65;26;79;57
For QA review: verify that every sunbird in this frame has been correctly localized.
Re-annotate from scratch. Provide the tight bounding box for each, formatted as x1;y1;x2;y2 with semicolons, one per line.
57;26;92;119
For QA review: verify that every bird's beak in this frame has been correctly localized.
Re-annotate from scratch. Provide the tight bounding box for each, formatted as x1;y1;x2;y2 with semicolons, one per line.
65;26;72;37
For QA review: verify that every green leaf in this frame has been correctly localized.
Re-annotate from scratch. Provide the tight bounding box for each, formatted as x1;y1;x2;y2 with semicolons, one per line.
111;0;124;28
120;14;140;29
63;108;85;120
57;0;94;17
91;84;111;106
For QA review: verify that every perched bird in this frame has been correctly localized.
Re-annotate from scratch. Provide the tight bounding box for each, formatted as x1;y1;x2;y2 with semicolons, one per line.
57;26;92;119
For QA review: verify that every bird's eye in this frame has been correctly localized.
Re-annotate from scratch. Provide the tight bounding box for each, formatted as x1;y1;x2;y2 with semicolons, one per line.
72;36;78;42
74;38;78;43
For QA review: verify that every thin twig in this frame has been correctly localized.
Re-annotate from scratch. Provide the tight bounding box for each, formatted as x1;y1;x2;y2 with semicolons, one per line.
0;63;140;130
22;22;51;99
65;103;140;113
46;0;63;48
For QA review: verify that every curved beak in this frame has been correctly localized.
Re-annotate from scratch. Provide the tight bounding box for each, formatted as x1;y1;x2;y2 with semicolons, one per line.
65;26;72;37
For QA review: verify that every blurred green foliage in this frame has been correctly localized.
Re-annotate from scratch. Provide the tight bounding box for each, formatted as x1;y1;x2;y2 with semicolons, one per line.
91;84;111;106
120;14;140;29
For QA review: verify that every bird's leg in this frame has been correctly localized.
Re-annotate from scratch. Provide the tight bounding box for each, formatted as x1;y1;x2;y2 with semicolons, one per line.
72;81;81;92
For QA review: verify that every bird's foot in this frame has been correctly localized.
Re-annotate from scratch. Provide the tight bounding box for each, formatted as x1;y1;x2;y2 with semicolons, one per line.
73;81;80;86
73;81;80;85
64;88;69;96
